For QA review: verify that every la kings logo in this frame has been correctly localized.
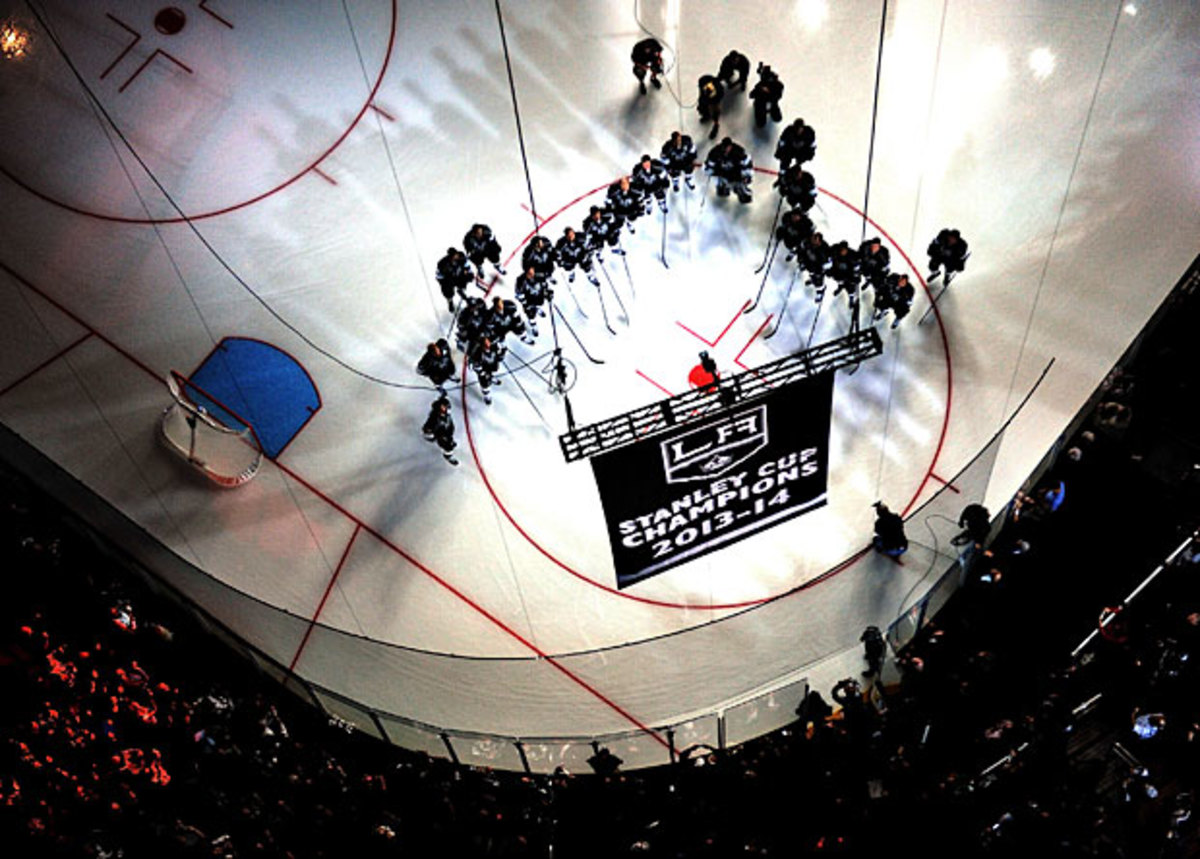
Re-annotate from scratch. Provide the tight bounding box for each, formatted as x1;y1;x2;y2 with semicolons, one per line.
659;407;768;484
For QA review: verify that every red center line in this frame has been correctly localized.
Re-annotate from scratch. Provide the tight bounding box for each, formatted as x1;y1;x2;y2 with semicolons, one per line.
288;524;362;674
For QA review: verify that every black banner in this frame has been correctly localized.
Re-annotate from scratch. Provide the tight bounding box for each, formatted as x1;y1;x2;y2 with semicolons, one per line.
591;372;835;588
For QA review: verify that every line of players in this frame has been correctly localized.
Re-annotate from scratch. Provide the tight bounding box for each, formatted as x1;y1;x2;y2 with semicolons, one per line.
417;126;969;464
418;131;718;464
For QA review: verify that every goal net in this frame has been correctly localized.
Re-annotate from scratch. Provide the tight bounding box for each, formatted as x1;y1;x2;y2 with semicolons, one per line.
159;373;263;488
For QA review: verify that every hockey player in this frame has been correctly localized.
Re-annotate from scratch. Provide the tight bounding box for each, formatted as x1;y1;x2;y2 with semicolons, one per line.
631;38;664;94
798;231;831;301
416;339;459;394
829;240;861;298
704;137;753;204
749;63;784;129
716;49;750;91
485;296;533;346
697;74;725;139
454;295;489;353
463;224;506;279
515;265;554;338
521;235;557;283
422;395;459;466
469;336;506;405
606;175;645;234
775;118;816;172
873;272;915;329
629;154;671;214
583;205;625;261
857;237;891;292
435;247;474;313
777;208;814;261
660;130;698;192
555;227;600;286
927;228;969;284
775;165;817;213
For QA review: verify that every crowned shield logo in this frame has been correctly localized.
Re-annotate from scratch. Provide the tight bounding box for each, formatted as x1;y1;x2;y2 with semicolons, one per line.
660;406;768;484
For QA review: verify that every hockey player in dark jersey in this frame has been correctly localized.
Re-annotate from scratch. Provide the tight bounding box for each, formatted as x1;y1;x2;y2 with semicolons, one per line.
521;235;557;283
775;165;817;213
857;237;891;292
454;295;488;353
631;38;664;94
630;154;671;214
515;265;553;338
927;228;969;284
775;118;817;172
660;131;698;192
469;336;506;405
798;231;831;301
873;272;915;328
829;240;861;297
583;205;625;261
777;209;814;261
717;49;750;91
749;63;784;129
463;223;506;279
435;247;474;313
416;339;459;394
697;74;725;139
704;137;753;204
606;175;645;234
422;395;458;466
555;227;600;286
485;296;533;346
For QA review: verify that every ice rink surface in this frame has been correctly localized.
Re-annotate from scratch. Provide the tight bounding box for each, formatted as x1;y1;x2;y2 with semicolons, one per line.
1;0;1197;759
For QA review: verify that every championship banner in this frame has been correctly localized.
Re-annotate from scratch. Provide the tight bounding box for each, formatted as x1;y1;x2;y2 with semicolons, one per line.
590;371;835;588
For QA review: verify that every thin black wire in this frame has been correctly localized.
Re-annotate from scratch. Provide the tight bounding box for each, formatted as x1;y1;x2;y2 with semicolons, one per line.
493;0;572;389
860;0;889;244
22;0;435;394
493;0;540;234
1002;0;1123;418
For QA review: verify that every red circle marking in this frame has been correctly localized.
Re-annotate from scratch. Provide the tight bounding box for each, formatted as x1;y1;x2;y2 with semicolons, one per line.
0;0;397;224
464;173;953;611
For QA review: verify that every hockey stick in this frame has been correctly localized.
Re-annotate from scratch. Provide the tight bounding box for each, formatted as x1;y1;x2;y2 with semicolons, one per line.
763;266;800;339
844;293;864;375
753;196;784;275
746;238;779;314
659;204;669;269
598;259;629;322
694;171;712;230
594;276;617;335
554;304;605;364
618;244;636;296
805;280;826;350
918;282;950;325
561;280;590;319
500;358;548;427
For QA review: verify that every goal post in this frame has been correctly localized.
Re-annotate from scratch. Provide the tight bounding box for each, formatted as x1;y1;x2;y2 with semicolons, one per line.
159;372;263;488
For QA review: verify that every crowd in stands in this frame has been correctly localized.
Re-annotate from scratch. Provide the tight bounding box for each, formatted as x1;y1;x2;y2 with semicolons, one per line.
3;280;1199;857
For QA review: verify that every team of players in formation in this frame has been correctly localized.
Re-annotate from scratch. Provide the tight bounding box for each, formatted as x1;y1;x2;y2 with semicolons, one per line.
419;42;970;466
